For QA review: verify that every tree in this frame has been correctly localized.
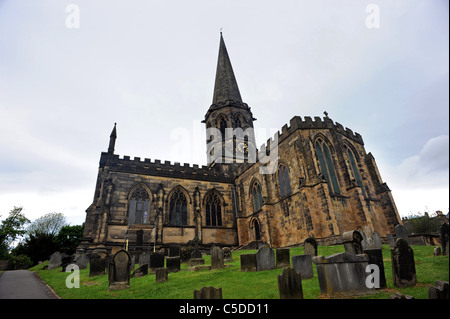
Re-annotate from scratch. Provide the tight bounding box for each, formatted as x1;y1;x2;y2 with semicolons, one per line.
12;233;59;265
0;207;30;259
27;212;68;237
55;224;84;255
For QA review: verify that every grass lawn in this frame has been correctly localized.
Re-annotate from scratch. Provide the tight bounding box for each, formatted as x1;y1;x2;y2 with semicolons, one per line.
30;244;449;299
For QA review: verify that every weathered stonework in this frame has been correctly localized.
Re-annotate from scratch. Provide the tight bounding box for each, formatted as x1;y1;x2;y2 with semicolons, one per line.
78;34;401;254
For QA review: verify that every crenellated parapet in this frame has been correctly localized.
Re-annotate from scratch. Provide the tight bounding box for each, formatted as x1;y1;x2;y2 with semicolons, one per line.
257;115;364;155
99;152;234;183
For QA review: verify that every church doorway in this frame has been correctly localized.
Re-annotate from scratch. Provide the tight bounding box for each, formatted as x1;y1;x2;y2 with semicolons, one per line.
253;219;261;241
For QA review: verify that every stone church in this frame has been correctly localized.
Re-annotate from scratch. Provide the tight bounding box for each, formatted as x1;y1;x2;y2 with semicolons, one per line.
78;34;401;255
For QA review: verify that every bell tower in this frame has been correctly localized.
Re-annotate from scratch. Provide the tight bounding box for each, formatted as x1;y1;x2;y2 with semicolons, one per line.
203;33;257;168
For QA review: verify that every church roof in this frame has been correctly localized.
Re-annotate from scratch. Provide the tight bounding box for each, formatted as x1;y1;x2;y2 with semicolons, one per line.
211;33;243;106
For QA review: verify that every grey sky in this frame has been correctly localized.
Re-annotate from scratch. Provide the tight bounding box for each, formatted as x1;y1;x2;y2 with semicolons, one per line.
0;0;448;225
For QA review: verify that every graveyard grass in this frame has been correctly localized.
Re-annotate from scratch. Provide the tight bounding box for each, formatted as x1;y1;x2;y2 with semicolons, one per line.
30;245;449;299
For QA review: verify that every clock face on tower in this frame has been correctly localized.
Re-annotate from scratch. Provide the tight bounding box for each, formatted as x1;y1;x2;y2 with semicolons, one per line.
237;141;249;156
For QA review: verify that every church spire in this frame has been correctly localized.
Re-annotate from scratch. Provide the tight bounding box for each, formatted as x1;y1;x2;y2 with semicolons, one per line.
108;123;117;154
212;33;243;105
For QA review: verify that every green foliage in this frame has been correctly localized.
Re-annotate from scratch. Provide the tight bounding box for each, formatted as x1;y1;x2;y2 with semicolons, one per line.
13;233;59;265
406;213;441;235
0;207;30;259
8;254;33;270
55;224;84;255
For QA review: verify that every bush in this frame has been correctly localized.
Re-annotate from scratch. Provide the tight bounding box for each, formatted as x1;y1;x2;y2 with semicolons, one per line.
8;254;32;270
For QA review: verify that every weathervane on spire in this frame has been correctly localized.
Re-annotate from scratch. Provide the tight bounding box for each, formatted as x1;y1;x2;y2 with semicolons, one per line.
220;27;223;34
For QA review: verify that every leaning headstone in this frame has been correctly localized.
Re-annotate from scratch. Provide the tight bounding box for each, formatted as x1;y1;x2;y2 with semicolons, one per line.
256;246;275;271
223;247;232;262
89;253;106;277
48;252;62;270
155;267;168;283
276;248;290;268
131;264;148;278
240;254;257;272
291;255;313;279
313;252;370;296
303;237;318;256
193;286;223;299
428;280;449;299
342;230;363;254
108;249;132;290
166;256;180;273
149;252;165;273
169;245;180;257
440;223;449;256
277;267;303;299
75;253;89;270
395;224;410;245
391;238;416;288
210;246;224;270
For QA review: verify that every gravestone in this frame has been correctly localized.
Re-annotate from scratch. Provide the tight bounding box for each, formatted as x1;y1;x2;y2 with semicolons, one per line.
434;246;441;256
188;258;205;267
210;246;224;270
61;255;74;272
389;292;415;299
313;252;370;296
193;286;222;299
361;229;382;250
342;230;363;254
89;253;106;277
428;280;449;299
291;255;313;279
169;245;180;257
391;238;416;288
395;224;410;245
256;246;275;271
155;267;168;283
440;223;449;256
149;252;165;273
303;237;318;256
363;248;386;288
223;247;232;262
276;248;290;268
139;253;150;268
108;249;132;290
240;254;257;272
387;234;396;248
191;240;202;259
75;253;89;270
277;267;303;299
166;256;180;272
48;252;62;270
131;264;148;278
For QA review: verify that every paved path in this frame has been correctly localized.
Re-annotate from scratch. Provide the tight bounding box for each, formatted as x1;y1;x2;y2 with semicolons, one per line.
0;270;59;299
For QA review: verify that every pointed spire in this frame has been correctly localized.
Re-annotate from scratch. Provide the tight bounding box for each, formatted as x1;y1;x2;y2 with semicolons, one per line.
108;123;117;154
212;33;243;105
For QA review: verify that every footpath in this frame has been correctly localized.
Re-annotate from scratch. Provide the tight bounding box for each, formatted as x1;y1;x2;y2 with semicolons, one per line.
0;270;59;299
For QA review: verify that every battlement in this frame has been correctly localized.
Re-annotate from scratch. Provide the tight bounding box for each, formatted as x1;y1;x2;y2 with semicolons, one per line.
257;115;364;154
99;153;233;183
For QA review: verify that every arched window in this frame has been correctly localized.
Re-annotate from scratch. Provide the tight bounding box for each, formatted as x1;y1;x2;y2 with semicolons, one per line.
252;219;261;240
252;182;263;211
128;185;150;225
219;118;227;140
205;191;222;226
315;139;341;195
346;147;367;197
278;164;292;197
169;188;188;226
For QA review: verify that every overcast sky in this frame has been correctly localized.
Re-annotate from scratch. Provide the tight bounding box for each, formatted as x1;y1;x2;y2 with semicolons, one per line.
0;0;448;226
